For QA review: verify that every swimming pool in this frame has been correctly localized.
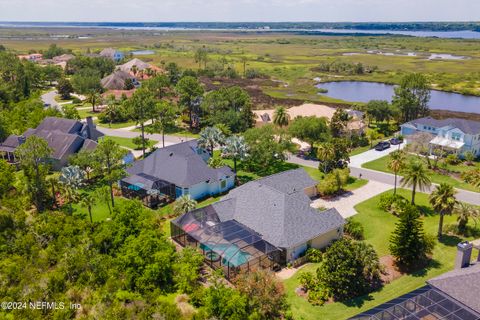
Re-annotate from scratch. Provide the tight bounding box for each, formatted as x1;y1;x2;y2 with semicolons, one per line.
201;243;252;267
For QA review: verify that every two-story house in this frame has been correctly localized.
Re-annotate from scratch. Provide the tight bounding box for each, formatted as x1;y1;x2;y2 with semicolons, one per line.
99;48;124;62
400;117;480;157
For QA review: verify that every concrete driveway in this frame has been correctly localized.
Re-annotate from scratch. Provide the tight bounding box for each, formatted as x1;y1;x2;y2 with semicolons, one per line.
349;142;405;168
311;181;392;218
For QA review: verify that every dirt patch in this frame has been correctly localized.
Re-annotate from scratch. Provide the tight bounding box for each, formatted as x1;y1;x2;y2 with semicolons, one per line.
431;109;480;122
380;255;404;284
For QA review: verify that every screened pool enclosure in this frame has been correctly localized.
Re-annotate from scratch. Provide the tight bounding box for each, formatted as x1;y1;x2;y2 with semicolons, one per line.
171;206;283;279
120;173;176;208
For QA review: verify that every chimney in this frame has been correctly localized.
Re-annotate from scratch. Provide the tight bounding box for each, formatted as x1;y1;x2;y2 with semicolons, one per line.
455;241;473;269
86;117;95;140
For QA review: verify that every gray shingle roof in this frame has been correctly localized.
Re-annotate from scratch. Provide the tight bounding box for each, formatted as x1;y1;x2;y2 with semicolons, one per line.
101;70;135;90
405;117;480;135
125;140;234;188
211;169;345;249
0;117;103;161
427;263;480;313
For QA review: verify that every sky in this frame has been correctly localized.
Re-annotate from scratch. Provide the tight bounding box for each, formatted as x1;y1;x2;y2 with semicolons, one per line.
0;0;479;22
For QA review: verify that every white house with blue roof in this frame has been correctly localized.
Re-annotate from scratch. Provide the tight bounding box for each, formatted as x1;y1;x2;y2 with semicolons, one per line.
401;117;480;157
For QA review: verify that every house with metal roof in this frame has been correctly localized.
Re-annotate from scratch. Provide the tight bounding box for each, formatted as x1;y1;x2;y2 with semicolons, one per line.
171;168;345;279
0;117;103;170
352;240;480;320
120;140;235;208
400;117;480;157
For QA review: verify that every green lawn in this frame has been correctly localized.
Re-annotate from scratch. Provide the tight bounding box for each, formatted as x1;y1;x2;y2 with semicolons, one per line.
284;189;479;320
362;154;480;192
96;120;138;129
350;145;372;156
103;136;158;150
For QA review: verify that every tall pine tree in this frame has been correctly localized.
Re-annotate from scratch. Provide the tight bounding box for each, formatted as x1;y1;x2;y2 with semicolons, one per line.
389;203;434;268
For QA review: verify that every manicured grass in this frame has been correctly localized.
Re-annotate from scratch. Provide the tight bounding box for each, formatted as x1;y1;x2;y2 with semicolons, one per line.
283;188;479;320
103;136;158;150
344;177;369;191
96;120;138;129
350;145;371;156
362;154;480;192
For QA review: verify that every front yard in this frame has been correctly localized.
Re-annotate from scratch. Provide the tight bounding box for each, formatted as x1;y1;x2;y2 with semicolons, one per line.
362;153;480;192
283;188;479;320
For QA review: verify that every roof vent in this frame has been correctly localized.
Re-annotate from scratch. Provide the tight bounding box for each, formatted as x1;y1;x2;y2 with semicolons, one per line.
169;152;174;157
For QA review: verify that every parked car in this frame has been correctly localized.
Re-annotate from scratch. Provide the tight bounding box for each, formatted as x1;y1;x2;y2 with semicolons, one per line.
390;137;403;145
375;141;391;151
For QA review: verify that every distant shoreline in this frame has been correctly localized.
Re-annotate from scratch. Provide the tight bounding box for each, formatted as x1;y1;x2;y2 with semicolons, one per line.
1;22;480;39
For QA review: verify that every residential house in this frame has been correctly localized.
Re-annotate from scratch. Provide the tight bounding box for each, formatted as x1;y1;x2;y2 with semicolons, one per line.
171;169;345;279
99;48;124;62
0;117;103;170
17;53;43;62
118;58;162;79
401;117;480;157
101;70;139;91
120;140;235;208
352;240;480;320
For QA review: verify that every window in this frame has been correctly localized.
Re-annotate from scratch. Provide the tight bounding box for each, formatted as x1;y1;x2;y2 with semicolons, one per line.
183;188;189;195
452;132;462;141
221;180;226;189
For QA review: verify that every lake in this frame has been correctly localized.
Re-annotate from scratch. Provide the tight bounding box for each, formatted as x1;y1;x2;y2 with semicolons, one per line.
130;50;155;55
315;81;480;114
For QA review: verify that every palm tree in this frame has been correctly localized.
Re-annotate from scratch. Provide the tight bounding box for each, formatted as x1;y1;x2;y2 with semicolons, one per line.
317;143;335;174
59;166;85;214
88;91;102;113
454;202;478;234
429;183;458;238
198;127;224;155
173;195;197;216
222;135;248;174
273;106;289;128
388;150;406;195
401;160;431;205
46;174;60;208
80;193;96;227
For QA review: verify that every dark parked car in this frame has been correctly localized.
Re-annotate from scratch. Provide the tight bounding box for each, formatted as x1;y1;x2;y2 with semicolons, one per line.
375;141;391;151
390;137;403;145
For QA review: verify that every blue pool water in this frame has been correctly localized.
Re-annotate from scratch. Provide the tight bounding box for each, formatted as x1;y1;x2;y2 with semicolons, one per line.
201;243;252;267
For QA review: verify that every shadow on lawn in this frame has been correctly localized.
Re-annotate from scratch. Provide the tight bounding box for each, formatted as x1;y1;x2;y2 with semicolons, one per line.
342;293;375;308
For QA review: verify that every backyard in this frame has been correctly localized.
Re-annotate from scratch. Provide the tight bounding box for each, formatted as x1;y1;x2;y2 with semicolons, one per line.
362;153;480;192
283;188;479;320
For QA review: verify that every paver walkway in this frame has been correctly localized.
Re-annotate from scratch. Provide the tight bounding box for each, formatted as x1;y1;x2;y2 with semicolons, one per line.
311;181;392;218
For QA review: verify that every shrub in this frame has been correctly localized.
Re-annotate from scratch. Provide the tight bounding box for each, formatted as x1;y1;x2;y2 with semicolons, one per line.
379;193;409;215
306;248;323;263
344;218;364;240
316;239;381;301
317;168;350;196
445;154;460;165
307;289;329;306
72;97;81;104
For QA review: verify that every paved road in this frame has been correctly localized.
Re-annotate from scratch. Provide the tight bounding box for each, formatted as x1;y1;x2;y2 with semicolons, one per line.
96;126;195;148
349;142;405;167
287;154;480;206
41;90;60;109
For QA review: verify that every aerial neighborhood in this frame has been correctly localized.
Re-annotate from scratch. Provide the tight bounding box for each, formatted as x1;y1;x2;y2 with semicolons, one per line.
1;19;480;320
